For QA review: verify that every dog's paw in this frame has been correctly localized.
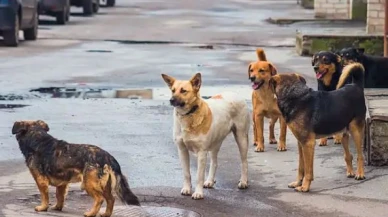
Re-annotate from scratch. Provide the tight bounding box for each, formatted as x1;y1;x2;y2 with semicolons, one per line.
253;142;257;146
84;211;97;217
277;145;287;152
254;145;264;152
100;212;112;217
294;186;310;192
318;141;327;146
191;191;204;200
51;204;63;211
269;138;277;144
346;172;355;178
181;187;191;196
35;205;49;212
287;181;302;188
334;139;342;144
355;174;366;180
203;180;215;188
238;180;248;189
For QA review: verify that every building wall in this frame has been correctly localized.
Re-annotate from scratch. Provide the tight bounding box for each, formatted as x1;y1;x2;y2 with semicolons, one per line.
314;0;351;19
367;0;385;34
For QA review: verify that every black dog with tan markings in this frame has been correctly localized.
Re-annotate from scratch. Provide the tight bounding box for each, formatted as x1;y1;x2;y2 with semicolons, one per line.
269;63;366;192
12;120;140;217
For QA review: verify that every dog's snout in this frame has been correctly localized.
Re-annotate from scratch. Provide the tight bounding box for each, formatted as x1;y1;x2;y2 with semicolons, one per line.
249;76;256;82
169;97;176;105
313;65;319;71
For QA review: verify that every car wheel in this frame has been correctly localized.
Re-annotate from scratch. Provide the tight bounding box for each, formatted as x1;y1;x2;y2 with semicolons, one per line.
92;1;99;13
56;10;66;24
23;10;38;40
106;0;115;7
83;0;93;16
3;14;19;47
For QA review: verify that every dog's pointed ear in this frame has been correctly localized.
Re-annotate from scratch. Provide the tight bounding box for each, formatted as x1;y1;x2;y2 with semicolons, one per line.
36;120;49;132
296;74;307;84
12;121;27;135
190;72;202;92
248;63;252;79
161;74;176;89
357;48;365;55
269;63;278;76
311;53;317;66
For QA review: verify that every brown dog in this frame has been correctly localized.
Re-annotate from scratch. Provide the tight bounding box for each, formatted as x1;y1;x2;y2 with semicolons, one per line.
12;120;140;217
248;48;287;152
269;63;366;192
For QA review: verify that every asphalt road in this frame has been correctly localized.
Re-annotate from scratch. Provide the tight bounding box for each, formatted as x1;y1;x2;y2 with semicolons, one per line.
0;0;388;217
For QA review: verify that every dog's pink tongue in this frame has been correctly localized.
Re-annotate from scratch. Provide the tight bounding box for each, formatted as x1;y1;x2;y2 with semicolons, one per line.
316;73;323;79
252;83;259;89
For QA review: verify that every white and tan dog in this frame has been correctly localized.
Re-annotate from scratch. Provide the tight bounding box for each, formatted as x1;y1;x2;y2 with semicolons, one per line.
161;72;250;200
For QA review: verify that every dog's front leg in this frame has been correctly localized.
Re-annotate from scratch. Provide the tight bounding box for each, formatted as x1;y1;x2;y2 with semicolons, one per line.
29;169;50;212
254;114;265;152
277;117;287;151
288;142;304;188
295;140;315;192
178;141;192;196
192;151;207;200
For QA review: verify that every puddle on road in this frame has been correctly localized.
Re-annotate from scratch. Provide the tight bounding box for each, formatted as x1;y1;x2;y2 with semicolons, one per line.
0;104;29;109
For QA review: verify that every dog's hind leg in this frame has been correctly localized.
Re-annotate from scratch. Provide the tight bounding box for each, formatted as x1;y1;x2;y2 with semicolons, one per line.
233;128;249;189
269;117;278;144
341;132;355;178
192;151;207;200
288;142;304;188
82;166;104;217
204;145;221;189
101;182;115;217
349;119;366;180
29;169;50;212
52;184;69;211
277;117;287;151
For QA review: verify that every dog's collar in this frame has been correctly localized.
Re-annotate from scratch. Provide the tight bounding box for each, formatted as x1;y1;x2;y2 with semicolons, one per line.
183;105;199;116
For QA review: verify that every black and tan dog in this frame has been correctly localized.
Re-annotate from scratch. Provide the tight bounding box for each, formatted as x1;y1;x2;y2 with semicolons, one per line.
12;120;140;217
339;47;388;88
311;51;346;146
269;63;366;192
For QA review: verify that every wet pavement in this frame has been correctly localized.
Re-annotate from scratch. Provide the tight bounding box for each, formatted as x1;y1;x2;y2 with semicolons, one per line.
1;0;388;217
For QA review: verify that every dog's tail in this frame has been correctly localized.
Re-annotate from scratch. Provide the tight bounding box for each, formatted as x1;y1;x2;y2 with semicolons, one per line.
336;63;365;89
256;48;267;61
104;163;140;206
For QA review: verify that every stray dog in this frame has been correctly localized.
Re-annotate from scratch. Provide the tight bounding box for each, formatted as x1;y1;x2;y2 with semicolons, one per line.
339;47;388;88
311;51;345;146
249;48;287;152
12;120;140;217
269;63;366;192
161;73;249;200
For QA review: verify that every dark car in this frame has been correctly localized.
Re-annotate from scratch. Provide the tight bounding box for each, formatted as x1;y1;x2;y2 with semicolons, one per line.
0;0;39;47
70;0;99;16
38;0;70;25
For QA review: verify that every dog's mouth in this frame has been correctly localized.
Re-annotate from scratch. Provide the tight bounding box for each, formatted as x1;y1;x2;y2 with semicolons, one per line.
316;69;328;80
252;80;265;90
170;100;185;108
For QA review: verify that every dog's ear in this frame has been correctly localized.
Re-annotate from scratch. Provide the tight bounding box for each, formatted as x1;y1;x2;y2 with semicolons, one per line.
269;63;277;76
248;63;252;79
190;72;202;92
36;120;49;132
336;54;342;63
161;74;176;89
268;77;276;93
357;48;365;55
12;121;27;135
311;53;317;66
296;74;307;84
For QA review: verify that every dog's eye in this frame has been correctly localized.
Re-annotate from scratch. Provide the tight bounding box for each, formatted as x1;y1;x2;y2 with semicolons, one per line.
172;89;176;93
259;69;265;73
180;89;187;94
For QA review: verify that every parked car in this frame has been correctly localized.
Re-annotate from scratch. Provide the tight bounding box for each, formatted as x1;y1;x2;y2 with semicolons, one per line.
38;0;70;25
70;0;99;16
100;0;115;7
0;0;39;47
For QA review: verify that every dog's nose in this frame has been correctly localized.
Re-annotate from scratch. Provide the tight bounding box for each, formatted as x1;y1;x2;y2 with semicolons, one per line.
249;76;256;82
169;97;176;104
313;65;319;71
